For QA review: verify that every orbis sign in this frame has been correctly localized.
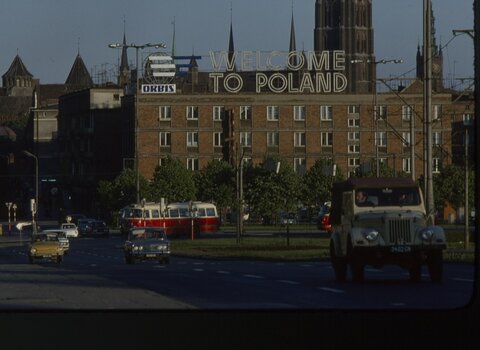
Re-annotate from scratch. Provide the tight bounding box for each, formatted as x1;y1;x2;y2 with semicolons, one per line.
209;50;348;93
141;84;176;94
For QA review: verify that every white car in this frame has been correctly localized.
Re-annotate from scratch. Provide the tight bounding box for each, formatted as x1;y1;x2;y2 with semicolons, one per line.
60;223;79;238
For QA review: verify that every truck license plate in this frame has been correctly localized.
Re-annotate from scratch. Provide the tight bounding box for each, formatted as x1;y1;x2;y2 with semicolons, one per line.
391;246;411;253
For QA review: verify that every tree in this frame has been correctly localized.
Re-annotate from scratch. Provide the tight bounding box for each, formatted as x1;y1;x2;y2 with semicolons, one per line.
97;168;151;221
434;164;475;213
302;159;345;211
194;159;235;210
244;156;302;224
150;156;196;203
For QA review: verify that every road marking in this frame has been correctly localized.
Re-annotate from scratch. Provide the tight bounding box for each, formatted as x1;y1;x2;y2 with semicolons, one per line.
193;262;204;265
452;278;474;283
391;302;407;307
243;274;264;279
193;268;204;272
317;287;345;294
277;280;300;285
216;270;230;275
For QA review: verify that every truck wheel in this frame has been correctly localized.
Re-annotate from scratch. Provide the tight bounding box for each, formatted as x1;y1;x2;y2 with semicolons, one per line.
409;254;422;282
427;250;443;283
29;256;34;264
56;255;63;264
330;240;347;282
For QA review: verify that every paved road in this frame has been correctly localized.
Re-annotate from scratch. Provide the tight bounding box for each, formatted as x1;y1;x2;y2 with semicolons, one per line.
0;235;475;310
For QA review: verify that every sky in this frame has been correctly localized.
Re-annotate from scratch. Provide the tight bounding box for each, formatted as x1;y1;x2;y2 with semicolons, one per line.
0;0;474;87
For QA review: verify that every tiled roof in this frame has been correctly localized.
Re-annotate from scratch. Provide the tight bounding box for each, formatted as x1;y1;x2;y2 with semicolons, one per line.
65;54;93;87
2;55;33;79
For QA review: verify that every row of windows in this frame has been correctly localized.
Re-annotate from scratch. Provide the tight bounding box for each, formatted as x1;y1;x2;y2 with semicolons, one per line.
158;105;448;122
159;131;444;148
164;156;443;174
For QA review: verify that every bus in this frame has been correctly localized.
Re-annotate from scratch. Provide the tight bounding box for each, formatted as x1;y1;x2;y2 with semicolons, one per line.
118;201;220;236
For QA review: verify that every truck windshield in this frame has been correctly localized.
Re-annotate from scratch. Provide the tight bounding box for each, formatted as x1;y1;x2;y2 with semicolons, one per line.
355;187;421;207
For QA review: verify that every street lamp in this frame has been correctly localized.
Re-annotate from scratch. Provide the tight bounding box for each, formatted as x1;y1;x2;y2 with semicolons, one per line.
23;150;38;233
108;41;167;204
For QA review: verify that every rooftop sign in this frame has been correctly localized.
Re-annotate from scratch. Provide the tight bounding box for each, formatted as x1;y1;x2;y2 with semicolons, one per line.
208;50;348;94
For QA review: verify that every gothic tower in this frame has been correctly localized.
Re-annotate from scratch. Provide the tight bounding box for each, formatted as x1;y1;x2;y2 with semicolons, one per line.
416;6;443;91
314;0;375;93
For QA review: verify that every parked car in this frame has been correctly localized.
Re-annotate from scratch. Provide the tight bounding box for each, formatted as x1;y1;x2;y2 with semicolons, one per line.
60;223;79;238
28;232;65;264
124;227;170;264
279;212;297;226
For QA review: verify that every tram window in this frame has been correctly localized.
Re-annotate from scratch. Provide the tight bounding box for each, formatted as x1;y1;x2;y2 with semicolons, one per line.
179;208;189;217
133;209;142;218
170;209;179;218
143;210;150;218
151;209;160;218
206;208;216;216
197;208;206;217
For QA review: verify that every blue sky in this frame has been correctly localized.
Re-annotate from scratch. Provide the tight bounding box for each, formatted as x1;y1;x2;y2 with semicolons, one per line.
0;0;474;85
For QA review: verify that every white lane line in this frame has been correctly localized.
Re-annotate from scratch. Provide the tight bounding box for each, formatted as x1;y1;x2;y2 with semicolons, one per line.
391;303;407;307
193;268;204;272
216;270;231;275
243;274;264;279
277;280;300;285
452;278;474;283
317;287;345;294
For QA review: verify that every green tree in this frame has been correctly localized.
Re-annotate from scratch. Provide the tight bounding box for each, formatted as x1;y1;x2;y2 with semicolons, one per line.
433;164;475;212
244;156;302;224
150;156;196;203
97;168;151;221
194;159;235;210
302;159;345;213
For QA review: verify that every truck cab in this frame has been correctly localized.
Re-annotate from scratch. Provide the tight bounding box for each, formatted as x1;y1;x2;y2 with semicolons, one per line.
329;177;446;282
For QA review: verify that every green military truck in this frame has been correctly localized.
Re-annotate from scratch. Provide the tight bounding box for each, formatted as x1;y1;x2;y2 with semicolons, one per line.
329;177;446;283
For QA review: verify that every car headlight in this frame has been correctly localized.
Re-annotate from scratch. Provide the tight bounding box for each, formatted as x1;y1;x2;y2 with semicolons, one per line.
362;229;379;241
30;248;37;254
421;228;434;241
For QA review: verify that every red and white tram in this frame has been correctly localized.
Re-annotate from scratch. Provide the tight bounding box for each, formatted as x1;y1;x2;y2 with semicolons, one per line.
119;201;220;236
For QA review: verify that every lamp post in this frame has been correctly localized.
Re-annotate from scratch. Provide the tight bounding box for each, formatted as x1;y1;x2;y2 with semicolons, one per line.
23;150;39;233
108;41;166;204
463;120;471;249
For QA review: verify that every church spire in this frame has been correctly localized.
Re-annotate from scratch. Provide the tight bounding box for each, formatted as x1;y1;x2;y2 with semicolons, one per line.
289;3;297;67
119;17;130;87
228;4;236;71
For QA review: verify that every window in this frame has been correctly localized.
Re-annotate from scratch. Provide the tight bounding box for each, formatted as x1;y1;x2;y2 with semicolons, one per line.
348;144;360;154
293;106;306;121
267;132;279;146
320;105;333;120
240;106;252;120
433;105;441;120
294;158;306;174
187;158;199;171
213;106;225;121
402;132;411;146
348;118;360;127
159;132;171;146
348;105;360;114
267;106;279;121
376;132;387;147
348;131;360;141
375;105;387;119
348;158;360;167
294;132;306;147
159;106;171;120
321;132;333;146
402;105;413;121
402;158;411;173
240;132;252;147
213;132;223;147
187;132;198;147
433;131;442;146
186;106;198;120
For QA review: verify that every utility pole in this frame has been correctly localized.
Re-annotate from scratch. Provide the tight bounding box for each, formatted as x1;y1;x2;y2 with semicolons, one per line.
423;0;435;224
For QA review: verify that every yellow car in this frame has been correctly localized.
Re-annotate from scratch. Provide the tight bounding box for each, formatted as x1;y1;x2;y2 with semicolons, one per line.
28;233;65;264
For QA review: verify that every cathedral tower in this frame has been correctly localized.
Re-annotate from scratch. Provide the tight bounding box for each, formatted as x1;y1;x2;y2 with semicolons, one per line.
314;0;375;93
